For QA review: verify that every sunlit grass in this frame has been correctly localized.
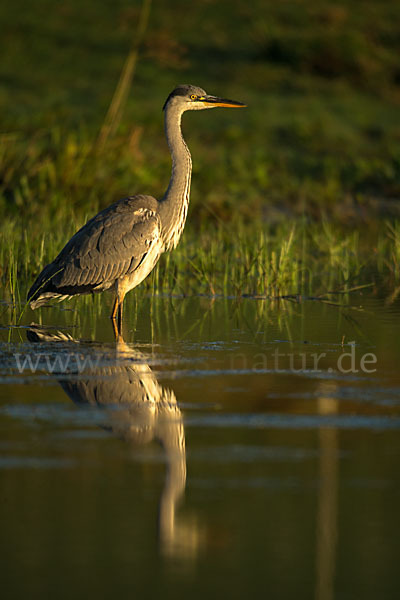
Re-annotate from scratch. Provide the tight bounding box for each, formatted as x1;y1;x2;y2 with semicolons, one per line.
1;0;400;320
2;214;400;319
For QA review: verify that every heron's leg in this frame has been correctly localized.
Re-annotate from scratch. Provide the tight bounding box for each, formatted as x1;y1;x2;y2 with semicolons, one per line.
117;291;126;335
111;316;119;339
111;296;119;320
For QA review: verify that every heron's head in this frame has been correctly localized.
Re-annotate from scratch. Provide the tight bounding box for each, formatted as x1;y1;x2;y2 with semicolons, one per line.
163;84;246;112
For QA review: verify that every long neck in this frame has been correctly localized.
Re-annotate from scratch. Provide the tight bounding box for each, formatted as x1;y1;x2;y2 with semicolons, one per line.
159;104;192;251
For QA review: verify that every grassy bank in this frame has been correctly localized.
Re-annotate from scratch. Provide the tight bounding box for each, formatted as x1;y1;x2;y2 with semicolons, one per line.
1;0;400;307
1;0;400;219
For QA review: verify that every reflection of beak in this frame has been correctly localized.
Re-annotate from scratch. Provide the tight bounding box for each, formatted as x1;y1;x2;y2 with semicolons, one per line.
201;95;247;108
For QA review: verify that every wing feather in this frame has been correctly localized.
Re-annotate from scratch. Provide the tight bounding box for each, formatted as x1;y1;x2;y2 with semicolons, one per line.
28;196;162;304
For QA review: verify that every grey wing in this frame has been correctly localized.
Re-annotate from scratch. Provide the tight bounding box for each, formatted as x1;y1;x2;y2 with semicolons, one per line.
28;196;161;302
59;205;161;289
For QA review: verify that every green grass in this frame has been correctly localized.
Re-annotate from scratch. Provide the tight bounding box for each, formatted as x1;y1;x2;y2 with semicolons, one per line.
1;0;400;219
2;215;400;311
1;0;400;307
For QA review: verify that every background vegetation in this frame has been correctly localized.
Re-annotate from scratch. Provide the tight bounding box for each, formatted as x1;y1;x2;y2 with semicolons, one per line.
1;0;400;301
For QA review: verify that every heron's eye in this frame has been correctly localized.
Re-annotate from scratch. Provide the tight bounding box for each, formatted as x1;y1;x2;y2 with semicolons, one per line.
190;94;197;100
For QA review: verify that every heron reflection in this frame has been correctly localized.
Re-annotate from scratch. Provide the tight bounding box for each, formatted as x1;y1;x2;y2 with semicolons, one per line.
26;325;192;557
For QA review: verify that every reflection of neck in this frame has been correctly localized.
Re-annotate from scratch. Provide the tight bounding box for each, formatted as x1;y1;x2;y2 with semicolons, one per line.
159;104;192;251
156;401;187;553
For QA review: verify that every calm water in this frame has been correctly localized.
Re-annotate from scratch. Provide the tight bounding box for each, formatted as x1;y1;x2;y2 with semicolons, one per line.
1;293;400;599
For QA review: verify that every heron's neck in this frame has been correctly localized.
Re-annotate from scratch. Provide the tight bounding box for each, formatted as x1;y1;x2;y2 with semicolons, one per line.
159;105;192;251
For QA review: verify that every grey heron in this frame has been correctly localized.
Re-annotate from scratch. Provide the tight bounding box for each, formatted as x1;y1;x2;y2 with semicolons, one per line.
27;85;246;331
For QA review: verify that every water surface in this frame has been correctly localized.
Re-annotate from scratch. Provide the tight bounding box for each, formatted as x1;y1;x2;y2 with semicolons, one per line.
1;294;399;599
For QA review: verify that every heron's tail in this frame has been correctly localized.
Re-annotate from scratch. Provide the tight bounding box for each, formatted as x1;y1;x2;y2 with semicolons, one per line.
27;262;66;309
